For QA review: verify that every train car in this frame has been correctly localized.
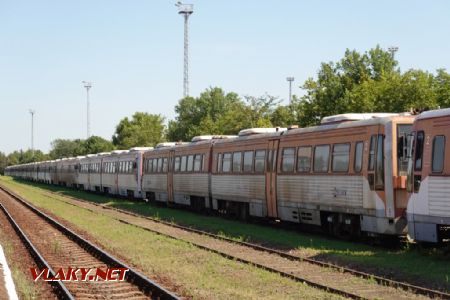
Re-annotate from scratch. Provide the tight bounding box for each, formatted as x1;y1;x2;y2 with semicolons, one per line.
142;137;235;209
142;143;178;203
211;129;284;219
77;155;92;190
57;158;78;187
407;108;450;243
116;147;151;198
101;150;128;195
88;152;110;193
211;114;414;238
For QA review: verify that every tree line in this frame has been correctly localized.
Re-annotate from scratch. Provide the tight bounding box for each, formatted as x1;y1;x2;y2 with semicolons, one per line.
1;45;449;174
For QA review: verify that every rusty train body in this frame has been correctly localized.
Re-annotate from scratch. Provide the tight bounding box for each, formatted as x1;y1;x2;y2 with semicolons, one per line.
5;111;450;242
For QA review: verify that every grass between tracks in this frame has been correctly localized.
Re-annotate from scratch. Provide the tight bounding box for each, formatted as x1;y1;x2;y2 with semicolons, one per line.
0;176;342;300
2;176;450;291
0;229;40;300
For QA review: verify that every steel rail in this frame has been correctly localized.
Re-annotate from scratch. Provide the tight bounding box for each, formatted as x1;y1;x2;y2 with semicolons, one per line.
5;182;450;299
0;185;180;300
46;188;450;299
0;203;75;300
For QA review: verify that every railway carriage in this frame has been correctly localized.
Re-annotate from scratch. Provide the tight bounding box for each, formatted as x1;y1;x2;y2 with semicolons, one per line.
276;114;414;237
407;108;450;242
142;143;178;203
88;152;110;193
77;155;92;190
211;129;284;219
116;147;150;198
211;114;414;237
101;150;125;195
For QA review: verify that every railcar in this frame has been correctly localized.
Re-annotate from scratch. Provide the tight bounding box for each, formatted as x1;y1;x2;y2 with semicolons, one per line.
101;150;126;195
77;155;92;190
116;147;150;198
212;114;414;237
88;152;110;193
407;108;450;242
142;143;179;203
142;138;233;209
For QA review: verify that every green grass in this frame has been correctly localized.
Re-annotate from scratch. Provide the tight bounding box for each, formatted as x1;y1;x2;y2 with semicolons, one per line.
2;176;450;291
0;230;40;300
0;176;342;299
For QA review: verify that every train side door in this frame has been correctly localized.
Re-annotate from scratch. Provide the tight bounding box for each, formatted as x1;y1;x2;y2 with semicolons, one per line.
265;139;280;218
168;150;175;204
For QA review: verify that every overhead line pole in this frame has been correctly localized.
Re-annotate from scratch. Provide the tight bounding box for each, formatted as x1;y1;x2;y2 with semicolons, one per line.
176;2;194;98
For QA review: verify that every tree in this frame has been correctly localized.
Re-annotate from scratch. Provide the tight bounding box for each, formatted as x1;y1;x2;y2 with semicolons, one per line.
49;139;84;159
167;87;244;141
82;136;115;154
296;45;444;126
0;152;7;174
112;112;165;148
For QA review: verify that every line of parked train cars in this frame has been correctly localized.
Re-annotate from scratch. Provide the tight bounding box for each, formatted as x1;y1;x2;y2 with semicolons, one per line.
5;109;450;243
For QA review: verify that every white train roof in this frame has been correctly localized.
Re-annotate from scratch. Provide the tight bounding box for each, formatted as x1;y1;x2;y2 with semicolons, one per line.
416;108;450;120
191;135;238;142
238;128;287;137
129;147;153;152
320;113;403;124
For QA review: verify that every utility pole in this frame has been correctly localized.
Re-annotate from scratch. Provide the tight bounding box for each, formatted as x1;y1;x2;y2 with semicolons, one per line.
82;81;92;138
175;2;194;98
388;46;399;59
286;77;295;104
29;109;35;153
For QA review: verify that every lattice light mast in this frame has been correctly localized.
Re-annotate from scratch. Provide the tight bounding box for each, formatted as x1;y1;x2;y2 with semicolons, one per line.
388;46;399;59
286;77;295;104
29;109;35;152
82;81;92;138
175;2;193;98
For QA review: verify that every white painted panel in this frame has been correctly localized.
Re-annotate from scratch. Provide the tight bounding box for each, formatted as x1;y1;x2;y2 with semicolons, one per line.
211;175;265;202
142;174;167;192
428;177;450;217
277;175;363;208
173;173;209;196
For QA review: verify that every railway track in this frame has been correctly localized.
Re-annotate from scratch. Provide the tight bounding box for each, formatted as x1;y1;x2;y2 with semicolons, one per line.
0;186;180;300
3;184;448;299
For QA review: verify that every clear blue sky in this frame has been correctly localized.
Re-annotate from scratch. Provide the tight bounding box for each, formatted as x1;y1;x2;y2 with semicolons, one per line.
1;1;449;153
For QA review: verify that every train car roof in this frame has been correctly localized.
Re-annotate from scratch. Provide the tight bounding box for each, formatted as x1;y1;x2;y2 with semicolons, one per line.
416;108;450;120
238;128;286;136
320;113;401;124
286;113;413;136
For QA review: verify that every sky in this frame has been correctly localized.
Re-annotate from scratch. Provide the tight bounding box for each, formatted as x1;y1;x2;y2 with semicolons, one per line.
1;1;449;153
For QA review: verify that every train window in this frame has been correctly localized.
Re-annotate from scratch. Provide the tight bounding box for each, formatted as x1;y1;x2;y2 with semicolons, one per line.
174;157;180;172
181;156;187;172
375;135;385;190
414;131;424;171
332;143;350;172
243;151;254;172
162;158;168;172
152;158;158;173
147;159;152;173
193;154;202;172
313;145;330;173
157;158;163;173
187;155;194;172
232;152;242;173
282;148;295;172
297;146;311;172
217;153;222;173
368;135;376;171
432;136;445;173
222;153;232;173
254;150;266;173
354;142;363;173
